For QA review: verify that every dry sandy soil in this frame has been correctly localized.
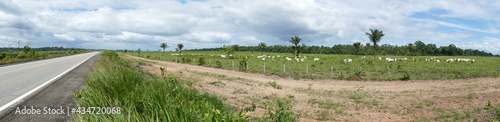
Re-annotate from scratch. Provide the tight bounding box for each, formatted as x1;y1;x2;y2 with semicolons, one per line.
124;54;500;121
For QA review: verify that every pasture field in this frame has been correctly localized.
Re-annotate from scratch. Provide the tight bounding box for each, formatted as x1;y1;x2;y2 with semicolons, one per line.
123;53;500;121
126;51;500;81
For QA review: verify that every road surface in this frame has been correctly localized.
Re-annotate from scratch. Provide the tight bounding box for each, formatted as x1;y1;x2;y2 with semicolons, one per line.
0;52;99;117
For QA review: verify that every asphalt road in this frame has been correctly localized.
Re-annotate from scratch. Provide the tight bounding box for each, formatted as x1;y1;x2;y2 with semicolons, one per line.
0;52;99;118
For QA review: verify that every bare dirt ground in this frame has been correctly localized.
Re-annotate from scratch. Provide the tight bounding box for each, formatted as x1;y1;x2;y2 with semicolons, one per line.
124;54;500;121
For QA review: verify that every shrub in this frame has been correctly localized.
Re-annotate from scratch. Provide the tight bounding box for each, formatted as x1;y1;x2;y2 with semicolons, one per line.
181;58;192;63
239;58;248;71
215;60;223;68
347;71;363;80
367;60;374;65
197;57;206;66
263;99;299;122
400;72;411;81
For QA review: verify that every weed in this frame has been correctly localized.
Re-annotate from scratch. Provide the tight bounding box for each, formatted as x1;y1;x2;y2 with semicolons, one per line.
263;99;299;122
244;104;256;112
307;99;344;109
314;110;331;121
160;67;166;76
340;90;369;103
232;90;248;94
209;81;225;87
268;81;282;89
467;92;479;99
400;72;411;81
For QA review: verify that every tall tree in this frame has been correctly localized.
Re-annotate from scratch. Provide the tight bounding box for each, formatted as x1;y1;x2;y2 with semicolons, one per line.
289;36;302;57
223;45;238;56
258;42;267;54
353;42;361;55
231;44;240;52
160;43;168;53
365;29;385;57
177;43;184;55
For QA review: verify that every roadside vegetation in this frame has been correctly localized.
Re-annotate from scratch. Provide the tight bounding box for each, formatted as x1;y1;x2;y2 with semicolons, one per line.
0;46;88;65
75;51;300;121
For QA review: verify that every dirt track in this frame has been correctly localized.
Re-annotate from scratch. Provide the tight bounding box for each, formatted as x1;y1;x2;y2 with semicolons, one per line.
125;54;500;121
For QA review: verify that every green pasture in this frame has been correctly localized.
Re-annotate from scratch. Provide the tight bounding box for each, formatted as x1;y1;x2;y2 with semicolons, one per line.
126;51;500;81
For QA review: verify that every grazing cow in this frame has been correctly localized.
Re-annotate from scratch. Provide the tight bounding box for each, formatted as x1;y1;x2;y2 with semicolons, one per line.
344;59;352;64
313;58;320;61
221;55;226;58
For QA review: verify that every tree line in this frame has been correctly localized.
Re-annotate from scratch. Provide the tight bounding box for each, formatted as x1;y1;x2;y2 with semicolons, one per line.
191;41;495;56
130;29;496;57
189;28;495;57
0;46;85;52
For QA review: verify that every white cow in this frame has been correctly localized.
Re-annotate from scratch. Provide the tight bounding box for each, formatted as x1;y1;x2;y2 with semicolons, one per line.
313;58;320;61
344;59;352;64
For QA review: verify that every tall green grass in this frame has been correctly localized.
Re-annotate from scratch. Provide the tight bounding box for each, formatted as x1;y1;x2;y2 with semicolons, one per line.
74;51;248;121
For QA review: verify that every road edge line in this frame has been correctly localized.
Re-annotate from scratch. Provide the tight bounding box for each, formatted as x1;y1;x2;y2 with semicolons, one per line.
0;52;99;118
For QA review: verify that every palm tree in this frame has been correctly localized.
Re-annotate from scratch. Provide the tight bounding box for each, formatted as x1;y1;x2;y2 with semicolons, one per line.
289;36;302;57
353;42;361;55
258;42;266;54
177;43;184;55
160;43;168;55
365;29;385;57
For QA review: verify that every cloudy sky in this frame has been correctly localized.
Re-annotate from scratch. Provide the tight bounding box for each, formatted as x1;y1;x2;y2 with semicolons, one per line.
0;0;499;54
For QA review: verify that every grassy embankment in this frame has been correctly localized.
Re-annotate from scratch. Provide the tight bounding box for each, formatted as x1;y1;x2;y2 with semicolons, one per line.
128;51;500;81
75;51;300;121
74;51;251;121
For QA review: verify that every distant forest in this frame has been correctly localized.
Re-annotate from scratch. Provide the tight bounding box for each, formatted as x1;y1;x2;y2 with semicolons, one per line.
0;47;86;52
190;41;497;56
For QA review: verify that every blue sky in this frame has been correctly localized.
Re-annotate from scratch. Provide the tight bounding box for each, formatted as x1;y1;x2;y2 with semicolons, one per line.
0;0;499;54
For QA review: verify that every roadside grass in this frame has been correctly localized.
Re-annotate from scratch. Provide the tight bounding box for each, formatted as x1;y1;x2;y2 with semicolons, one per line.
74;51;249;121
125;51;500;81
0;50;90;65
